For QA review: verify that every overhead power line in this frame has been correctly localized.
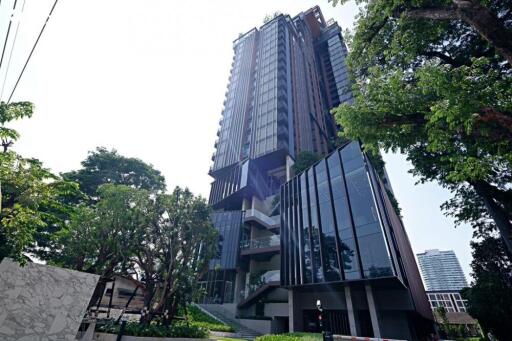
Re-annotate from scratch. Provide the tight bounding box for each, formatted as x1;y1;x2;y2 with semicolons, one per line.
7;0;59;103
0;0;19;73
0;0;26;100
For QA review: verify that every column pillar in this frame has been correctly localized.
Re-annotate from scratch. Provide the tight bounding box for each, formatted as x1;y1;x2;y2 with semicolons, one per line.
286;155;295;181
365;283;381;338
344;285;357;336
288;289;302;332
234;270;245;303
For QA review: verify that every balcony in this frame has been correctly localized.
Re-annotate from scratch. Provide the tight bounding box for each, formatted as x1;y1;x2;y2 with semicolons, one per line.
238;270;281;308
244;208;279;230
240;235;280;257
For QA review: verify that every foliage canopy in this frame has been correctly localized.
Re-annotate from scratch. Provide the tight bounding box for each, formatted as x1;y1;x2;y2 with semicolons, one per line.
331;0;512;252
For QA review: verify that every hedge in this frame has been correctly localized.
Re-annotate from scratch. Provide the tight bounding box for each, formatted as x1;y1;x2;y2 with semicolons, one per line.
97;320;208;338
190;321;234;332
256;333;322;341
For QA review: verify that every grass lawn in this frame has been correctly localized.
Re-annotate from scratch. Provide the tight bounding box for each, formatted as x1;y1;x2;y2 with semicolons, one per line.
256;332;322;341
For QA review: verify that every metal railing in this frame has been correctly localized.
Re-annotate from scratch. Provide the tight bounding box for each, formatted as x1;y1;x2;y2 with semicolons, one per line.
240;235;280;250
244;208;279;228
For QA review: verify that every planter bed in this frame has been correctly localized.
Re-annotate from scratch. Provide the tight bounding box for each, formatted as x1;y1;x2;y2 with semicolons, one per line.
94;332;213;341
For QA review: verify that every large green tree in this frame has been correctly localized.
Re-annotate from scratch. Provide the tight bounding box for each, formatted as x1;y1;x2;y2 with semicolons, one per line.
52;184;217;323
0;101;33;152
135;187;217;325
461;236;512;341
52;184;154;307
62;147;166;198
0;101;79;264
0;152;79;264
331;0;512;253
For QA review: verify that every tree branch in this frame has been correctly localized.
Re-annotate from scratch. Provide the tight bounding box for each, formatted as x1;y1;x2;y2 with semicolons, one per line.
404;7;458;20
424;51;465;67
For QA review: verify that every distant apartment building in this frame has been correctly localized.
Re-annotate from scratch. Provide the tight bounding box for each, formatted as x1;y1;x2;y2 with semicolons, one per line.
417;249;468;291
200;6;434;340
417;250;479;336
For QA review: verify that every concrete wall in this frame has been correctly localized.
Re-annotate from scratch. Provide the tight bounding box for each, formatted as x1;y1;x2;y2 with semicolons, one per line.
378;311;413;341
373;287;414;311
237;318;272;334
265;303;289;317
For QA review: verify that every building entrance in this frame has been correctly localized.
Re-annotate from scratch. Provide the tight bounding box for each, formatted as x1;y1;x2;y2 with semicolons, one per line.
303;309;350;335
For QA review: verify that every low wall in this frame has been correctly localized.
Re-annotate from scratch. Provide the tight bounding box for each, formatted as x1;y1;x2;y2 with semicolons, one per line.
333;335;406;341
94;332;213;341
237;318;272;334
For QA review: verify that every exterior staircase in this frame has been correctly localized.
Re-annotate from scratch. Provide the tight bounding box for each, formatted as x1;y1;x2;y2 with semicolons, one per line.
194;303;263;340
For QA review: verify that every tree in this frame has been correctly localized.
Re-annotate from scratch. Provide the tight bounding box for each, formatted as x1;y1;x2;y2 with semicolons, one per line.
52;185;218;323
135;187;217;325
52;184;153;306
263;11;282;24
330;0;512;253
0;101;33;152
461;236;512;341
292;151;321;175
329;0;512;65
62;147;166;198
0;152;79;264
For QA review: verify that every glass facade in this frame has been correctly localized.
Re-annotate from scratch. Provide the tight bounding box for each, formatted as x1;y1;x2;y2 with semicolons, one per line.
209;211;243;270
281;141;395;286
327;34;351;104
251;19;290;158
417;249;468;291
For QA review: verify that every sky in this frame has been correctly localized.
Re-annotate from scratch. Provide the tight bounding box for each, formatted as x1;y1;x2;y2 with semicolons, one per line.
2;0;473;279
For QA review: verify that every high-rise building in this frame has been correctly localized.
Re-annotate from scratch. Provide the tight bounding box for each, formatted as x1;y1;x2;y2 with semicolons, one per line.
200;6;434;340
417;249;468;291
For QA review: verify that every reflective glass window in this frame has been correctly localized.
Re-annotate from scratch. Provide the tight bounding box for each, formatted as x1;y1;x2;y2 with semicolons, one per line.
308;169;324;282
315;160;341;281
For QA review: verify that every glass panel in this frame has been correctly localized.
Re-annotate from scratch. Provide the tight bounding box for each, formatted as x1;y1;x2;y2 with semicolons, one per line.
316;160;341;281
308;169;324;282
340;238;359;280
300;173;313;283
341;143;393;278
329;150;360;280
357;233;394;278
344;168;378;227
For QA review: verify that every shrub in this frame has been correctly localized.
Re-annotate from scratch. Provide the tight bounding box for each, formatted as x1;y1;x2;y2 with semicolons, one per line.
96;320;208;338
191;321;234;332
256;333;321;341
188;305;224;324
187;305;234;332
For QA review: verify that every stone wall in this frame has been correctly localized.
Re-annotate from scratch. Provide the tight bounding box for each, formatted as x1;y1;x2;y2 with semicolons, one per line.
0;258;99;341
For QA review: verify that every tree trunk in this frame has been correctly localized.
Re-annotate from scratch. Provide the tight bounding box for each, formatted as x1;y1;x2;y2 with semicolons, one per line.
87;276;108;309
456;0;512;66
472;181;512;257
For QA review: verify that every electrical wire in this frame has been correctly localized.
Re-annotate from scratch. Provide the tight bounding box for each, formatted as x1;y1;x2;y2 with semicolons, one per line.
7;0;59;103
0;0;26;100
0;0;19;73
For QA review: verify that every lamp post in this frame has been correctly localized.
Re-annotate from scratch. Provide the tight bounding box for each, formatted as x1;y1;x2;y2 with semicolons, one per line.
316;299;333;341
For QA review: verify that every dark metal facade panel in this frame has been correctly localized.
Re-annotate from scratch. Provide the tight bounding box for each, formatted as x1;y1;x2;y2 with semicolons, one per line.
209;211;243;270
281;141;397;286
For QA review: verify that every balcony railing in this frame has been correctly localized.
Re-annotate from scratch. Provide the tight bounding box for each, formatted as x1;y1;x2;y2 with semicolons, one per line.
242;270;281;299
244;208;279;229
240;235;280;250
